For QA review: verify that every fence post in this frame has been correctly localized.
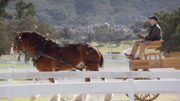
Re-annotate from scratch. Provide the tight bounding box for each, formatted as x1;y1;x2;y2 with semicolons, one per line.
5;60;7;71
7;61;13;101
128;79;134;101
81;70;85;101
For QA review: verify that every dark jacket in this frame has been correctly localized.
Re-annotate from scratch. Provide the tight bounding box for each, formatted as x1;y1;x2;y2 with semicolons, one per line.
145;23;162;41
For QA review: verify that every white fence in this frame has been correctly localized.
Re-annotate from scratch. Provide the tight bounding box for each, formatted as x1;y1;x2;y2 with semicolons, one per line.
0;71;180;101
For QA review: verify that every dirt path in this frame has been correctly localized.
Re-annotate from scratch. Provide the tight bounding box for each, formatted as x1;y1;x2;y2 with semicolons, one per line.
121;48;132;54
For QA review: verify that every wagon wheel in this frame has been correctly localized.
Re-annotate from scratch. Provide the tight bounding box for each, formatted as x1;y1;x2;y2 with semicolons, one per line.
125;90;159;101
125;77;160;101
134;78;160;101
134;94;159;101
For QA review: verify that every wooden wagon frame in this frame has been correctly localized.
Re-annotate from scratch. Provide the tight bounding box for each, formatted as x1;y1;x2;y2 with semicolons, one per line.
128;40;180;101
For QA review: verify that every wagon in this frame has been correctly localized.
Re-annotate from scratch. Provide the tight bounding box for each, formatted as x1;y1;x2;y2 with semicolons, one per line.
129;40;180;101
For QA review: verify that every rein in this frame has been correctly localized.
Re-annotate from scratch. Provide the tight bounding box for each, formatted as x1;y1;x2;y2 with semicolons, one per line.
31;38;83;71
27;43;42;50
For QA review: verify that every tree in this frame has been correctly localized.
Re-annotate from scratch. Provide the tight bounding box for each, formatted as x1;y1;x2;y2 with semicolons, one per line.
60;27;72;39
0;0;12;22
16;0;36;19
154;8;180;52
143;8;180;52
0;0;57;60
0;0;12;56
0;23;10;56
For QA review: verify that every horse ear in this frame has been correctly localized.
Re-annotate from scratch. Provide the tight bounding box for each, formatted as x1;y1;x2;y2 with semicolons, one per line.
15;32;20;36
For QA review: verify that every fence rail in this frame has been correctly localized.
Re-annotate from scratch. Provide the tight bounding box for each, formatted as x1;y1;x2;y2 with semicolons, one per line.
0;71;180;101
0;71;180;79
0;80;180;97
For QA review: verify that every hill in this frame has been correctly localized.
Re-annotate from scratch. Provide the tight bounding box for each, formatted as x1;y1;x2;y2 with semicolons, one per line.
7;0;180;26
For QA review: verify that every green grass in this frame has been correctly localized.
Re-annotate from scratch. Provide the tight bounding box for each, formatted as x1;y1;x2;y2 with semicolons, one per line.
104;61;128;68
0;63;32;69
90;40;135;54
0;55;17;60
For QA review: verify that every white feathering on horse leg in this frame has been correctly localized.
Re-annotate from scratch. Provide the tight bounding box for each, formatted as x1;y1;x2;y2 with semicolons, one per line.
104;94;113;101
10;44;15;56
49;94;61;101
103;79;113;101
74;94;89;101
30;95;40;101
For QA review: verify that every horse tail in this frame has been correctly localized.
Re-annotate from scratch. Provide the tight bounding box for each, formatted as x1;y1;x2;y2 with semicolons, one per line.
98;50;104;68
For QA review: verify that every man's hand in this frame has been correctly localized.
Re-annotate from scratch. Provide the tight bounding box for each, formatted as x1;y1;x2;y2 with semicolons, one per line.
137;34;145;39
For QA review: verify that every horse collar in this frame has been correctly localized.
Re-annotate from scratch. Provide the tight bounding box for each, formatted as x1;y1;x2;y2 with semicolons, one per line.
32;39;47;65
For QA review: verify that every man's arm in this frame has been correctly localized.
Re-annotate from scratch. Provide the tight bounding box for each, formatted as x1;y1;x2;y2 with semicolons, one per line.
145;27;160;40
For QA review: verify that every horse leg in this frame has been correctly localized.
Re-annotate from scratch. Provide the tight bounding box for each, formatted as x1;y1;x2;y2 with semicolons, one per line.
49;78;55;83
76;63;104;101
100;75;114;101
48;71;60;101
75;64;99;101
30;78;40;101
102;77;113;101
85;64;112;101
104;94;113;101
49;78;61;101
103;79;113;101
74;73;90;101
98;69;113;101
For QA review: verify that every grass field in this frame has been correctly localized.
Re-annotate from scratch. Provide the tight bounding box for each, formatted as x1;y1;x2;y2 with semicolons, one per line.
90;41;134;54
0;63;32;69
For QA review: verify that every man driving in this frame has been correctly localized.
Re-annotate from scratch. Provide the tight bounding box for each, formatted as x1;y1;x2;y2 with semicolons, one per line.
125;16;162;60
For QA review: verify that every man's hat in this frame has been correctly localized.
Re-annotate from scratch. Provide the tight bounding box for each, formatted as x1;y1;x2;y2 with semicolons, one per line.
148;16;159;21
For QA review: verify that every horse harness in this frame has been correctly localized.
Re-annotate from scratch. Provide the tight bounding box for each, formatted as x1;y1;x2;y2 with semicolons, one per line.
13;33;99;71
32;39;99;71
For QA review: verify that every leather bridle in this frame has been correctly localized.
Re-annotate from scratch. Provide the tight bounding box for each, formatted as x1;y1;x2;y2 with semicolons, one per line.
12;33;43;52
11;33;23;52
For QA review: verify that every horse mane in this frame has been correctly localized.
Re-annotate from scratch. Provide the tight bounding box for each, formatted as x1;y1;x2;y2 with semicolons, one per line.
21;31;58;45
21;31;46;38
20;31;84;48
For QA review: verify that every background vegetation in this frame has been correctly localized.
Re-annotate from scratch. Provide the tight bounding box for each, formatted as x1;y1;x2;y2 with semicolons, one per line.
4;0;180;26
0;0;57;58
154;8;180;52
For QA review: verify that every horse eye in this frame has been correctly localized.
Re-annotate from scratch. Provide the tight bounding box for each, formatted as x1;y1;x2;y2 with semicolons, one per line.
15;37;18;40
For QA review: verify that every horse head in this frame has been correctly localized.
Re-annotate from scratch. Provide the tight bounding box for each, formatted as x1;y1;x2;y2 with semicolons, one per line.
10;32;27;56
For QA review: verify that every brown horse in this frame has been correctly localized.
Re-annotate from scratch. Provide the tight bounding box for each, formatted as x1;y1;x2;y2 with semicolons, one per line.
10;31;104;83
